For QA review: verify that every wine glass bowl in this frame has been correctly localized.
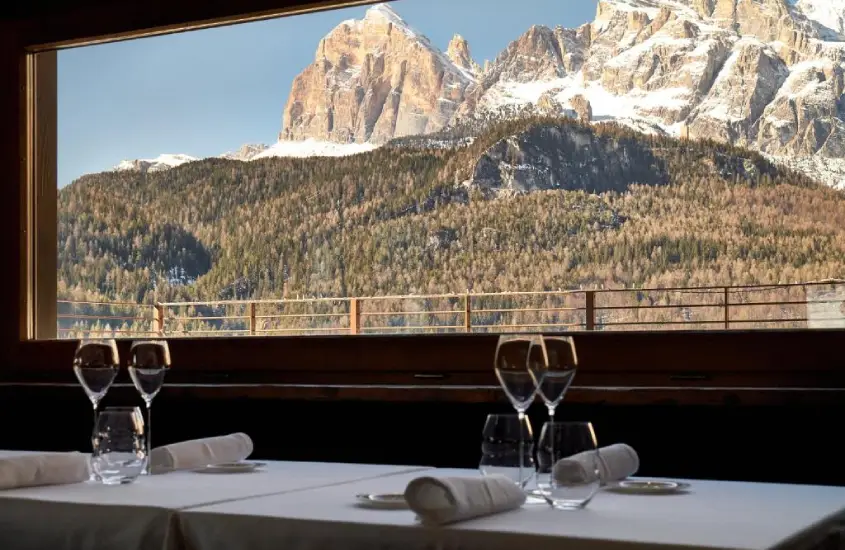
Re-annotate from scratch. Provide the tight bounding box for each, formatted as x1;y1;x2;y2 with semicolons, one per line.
128;341;171;405
494;335;543;414
538;336;578;417
73;340;120;408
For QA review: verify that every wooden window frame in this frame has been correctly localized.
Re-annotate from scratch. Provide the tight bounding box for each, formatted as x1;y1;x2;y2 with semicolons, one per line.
3;0;845;404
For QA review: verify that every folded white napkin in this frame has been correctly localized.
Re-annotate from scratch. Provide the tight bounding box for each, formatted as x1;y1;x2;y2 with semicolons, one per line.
553;443;639;486
404;474;526;525
0;452;89;490
149;433;253;474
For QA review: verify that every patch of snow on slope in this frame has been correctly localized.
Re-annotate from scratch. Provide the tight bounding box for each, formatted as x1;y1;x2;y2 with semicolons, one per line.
251;139;377;160
772;154;845;190
478;72;690;136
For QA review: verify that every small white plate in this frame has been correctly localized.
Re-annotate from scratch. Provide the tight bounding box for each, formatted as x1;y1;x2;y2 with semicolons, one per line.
355;493;408;510
605;480;691;495
193;461;266;474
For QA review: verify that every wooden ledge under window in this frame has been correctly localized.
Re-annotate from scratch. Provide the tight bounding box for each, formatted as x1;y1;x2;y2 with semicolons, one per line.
3;330;845;405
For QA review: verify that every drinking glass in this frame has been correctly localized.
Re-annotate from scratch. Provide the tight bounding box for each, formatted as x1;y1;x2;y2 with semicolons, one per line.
537;421;600;509
128;340;170;475
479;414;535;488
494;335;546;488
73;339;120;430
90;407;147;485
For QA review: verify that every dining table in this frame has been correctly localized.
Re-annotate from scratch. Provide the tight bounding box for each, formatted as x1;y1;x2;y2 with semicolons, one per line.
1;451;844;550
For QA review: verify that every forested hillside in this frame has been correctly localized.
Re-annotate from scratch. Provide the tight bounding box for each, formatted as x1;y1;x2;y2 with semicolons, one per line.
58;117;845;308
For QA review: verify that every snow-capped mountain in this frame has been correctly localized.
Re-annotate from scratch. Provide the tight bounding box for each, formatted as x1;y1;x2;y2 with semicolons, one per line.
277;0;845;188
107;0;845;188
113;153;197;173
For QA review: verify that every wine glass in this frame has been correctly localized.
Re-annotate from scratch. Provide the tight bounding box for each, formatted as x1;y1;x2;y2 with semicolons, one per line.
73;340;120;429
128;340;170;475
494;334;546;490
538;335;577;422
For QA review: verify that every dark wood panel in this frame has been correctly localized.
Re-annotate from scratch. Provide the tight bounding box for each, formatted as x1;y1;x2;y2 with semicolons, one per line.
2;384;844;486
6;331;845;391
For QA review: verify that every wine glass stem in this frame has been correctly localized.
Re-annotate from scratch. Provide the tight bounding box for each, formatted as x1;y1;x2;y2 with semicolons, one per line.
145;401;152;475
547;406;555;486
517;410;525;489
90;401;99;482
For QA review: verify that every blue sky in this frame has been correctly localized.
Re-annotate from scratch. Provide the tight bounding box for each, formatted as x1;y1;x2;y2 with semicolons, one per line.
58;0;598;187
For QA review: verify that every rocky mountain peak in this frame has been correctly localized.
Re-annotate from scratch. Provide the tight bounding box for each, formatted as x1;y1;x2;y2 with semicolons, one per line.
280;2;473;145
363;3;406;26
447;34;481;76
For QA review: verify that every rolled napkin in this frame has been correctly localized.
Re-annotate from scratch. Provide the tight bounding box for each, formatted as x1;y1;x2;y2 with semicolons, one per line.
404;474;526;526
149;433;253;474
0;452;89;490
553;443;639;486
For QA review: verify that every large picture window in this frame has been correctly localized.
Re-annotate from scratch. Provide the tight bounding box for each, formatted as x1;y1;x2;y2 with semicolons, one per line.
43;0;845;340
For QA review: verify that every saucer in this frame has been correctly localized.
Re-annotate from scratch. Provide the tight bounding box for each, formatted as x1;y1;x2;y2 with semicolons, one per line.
193;461;265;474
355;493;408;509
604;480;691;495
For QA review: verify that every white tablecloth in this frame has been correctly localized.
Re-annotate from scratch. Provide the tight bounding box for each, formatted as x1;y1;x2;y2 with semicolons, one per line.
178;469;845;550
0;457;429;550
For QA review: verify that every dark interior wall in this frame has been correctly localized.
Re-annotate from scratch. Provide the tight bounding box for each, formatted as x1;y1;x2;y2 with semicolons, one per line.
2;385;843;487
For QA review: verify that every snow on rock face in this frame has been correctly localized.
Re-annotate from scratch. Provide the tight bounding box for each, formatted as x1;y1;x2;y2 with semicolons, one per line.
795;0;845;37
218;144;269;161
113;153;198;173
469;123;670;196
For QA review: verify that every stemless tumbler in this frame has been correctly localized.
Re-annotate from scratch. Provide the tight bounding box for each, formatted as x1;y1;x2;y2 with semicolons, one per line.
537;421;600;509
479;413;535;488
90;407;147;485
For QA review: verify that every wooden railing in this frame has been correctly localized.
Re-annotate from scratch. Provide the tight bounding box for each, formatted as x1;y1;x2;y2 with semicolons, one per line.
56;281;845;338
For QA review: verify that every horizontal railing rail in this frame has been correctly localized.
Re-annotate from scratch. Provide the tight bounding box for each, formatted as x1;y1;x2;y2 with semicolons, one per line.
55;280;845;338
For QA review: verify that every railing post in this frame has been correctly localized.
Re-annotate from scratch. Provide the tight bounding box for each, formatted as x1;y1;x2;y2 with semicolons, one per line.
349;298;360;335
724;287;730;329
249;302;256;335
585;291;596;331
153;304;164;337
464;294;472;332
